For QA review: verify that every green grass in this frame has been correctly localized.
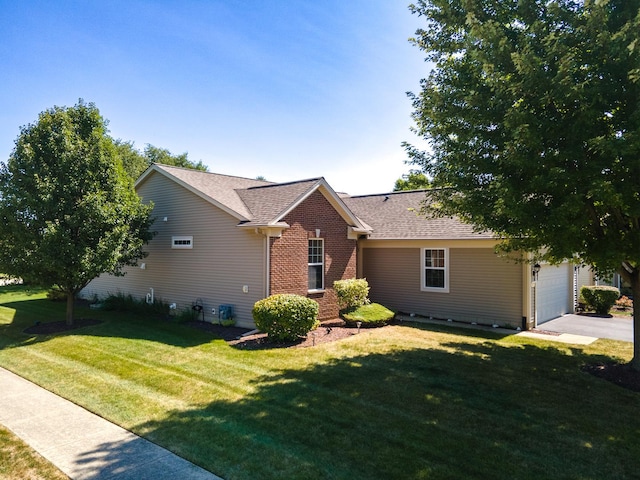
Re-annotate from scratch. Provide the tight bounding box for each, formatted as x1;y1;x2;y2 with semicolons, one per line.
0;284;639;480
610;307;634;317
0;424;69;479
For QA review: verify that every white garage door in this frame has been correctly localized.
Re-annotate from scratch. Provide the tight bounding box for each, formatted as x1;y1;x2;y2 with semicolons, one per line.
536;263;573;324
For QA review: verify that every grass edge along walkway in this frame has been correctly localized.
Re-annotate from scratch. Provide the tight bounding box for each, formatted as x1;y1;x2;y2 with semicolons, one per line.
0;366;221;480
0;422;69;480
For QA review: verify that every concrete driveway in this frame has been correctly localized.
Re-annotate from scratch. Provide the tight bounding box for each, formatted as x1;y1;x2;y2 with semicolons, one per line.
539;314;633;342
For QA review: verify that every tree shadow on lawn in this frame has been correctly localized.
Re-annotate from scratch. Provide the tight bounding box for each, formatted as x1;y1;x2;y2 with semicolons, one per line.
131;340;639;480
0;297;239;350
66;432;212;480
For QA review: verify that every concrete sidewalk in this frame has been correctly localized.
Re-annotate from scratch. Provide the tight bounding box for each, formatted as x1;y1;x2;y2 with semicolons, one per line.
0;367;222;480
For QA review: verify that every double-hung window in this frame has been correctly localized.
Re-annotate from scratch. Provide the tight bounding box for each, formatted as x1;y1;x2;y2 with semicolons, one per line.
308;239;324;291
421;248;448;292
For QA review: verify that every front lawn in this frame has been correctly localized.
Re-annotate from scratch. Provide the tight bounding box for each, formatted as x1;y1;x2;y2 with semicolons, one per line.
0;285;638;480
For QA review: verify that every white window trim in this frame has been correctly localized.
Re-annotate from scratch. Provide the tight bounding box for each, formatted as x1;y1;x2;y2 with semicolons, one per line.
308;238;325;292
421;247;449;293
172;235;193;249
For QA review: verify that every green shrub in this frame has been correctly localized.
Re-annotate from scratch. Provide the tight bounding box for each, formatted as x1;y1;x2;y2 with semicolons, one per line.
341;303;395;327
333;278;370;309
252;294;319;341
102;292;170;316
174;307;195;323
220;318;236;327
580;285;620;315
101;293;138;311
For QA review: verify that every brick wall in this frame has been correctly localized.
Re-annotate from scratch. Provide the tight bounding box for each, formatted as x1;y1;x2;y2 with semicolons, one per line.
270;189;357;320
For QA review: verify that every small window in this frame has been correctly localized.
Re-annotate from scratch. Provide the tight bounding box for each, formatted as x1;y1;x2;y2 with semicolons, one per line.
308;238;324;291
172;236;193;249
421;248;448;292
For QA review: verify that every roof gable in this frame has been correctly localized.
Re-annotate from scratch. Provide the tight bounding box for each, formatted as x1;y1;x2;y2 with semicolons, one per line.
236;178;321;225
237;177;371;232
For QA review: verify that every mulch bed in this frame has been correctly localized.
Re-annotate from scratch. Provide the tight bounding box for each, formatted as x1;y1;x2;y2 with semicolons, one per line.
581;363;640;392
24;318;103;335
529;328;562;336
185;319;360;350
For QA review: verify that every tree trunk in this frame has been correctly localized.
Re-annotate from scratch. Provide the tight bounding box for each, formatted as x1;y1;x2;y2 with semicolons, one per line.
65;291;75;326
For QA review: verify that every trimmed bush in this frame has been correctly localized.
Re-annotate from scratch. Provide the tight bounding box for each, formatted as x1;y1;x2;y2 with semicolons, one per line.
334;278;370;309
252;294;319;341
580;285;620;315
341;303;395;327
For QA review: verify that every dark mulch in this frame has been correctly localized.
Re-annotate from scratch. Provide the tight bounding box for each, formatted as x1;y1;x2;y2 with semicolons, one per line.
186;319;361;350
582;363;640;392
530;328;562;336
577;312;615;319
24;318;103;335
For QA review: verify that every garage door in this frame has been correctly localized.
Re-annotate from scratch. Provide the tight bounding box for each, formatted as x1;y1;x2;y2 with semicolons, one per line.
536;263;573;324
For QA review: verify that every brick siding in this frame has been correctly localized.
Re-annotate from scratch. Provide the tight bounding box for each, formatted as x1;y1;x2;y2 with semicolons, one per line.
270;189;357;320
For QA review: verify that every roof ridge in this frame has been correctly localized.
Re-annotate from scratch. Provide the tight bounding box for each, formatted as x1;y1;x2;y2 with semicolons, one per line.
244;177;323;191
347;189;432;199
154;163;274;184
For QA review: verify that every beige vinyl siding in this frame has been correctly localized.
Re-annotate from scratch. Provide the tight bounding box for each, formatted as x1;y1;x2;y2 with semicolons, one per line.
83;171;266;328
576;265;594;291
363;247;523;328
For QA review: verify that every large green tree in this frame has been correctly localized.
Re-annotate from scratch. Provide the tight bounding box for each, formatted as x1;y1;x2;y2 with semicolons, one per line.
143;144;208;172
393;170;432;191
113;139;150;180
0;101;155;325
406;1;640;367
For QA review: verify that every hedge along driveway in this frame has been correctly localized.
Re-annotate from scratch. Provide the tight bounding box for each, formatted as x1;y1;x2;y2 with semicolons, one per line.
0;285;639;480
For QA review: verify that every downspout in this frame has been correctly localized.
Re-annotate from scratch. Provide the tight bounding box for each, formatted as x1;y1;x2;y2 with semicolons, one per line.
265;233;271;297
521;253;533;330
356;236;364;278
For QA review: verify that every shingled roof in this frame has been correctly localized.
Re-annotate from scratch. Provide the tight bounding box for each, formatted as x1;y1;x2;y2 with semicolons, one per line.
343;190;494;240
137;164;493;240
136;163;271;220
136;164;371;232
236;178;325;226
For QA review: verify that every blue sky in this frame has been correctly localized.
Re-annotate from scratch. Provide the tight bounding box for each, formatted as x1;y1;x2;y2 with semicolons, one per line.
0;1;429;195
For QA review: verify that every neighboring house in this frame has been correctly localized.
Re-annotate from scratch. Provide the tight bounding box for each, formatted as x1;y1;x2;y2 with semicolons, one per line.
594;272;632;297
84;164;585;330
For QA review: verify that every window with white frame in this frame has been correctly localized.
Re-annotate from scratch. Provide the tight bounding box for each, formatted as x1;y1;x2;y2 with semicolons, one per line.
421;248;448;292
172;236;193;249
308;238;324;291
